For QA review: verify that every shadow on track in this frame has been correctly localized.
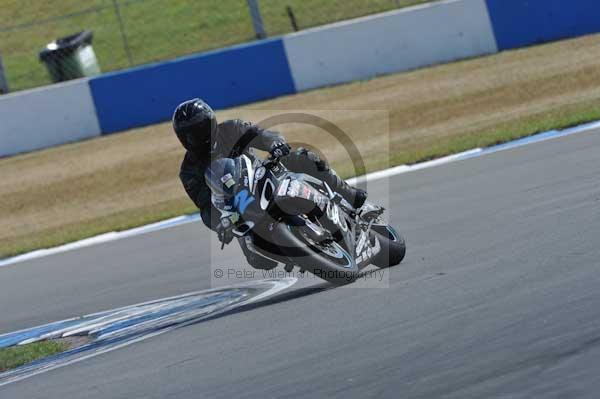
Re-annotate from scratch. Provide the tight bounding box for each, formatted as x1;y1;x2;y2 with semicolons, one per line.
198;267;385;324
200;282;332;323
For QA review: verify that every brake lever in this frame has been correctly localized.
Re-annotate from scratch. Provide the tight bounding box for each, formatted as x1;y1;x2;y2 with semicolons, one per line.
263;155;280;170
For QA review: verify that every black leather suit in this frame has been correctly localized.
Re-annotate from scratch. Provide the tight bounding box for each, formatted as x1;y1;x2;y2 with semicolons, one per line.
179;119;354;232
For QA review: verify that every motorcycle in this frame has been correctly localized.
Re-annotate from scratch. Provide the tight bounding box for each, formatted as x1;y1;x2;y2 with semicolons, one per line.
208;154;406;285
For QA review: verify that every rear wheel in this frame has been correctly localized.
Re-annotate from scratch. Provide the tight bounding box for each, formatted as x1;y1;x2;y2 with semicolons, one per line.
371;225;406;268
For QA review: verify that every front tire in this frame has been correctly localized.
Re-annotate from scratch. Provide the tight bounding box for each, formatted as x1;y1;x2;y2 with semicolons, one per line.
250;222;359;285
290;226;358;285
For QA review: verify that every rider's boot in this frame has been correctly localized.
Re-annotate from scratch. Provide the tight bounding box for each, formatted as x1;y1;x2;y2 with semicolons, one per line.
322;169;367;209
357;201;384;222
285;148;367;209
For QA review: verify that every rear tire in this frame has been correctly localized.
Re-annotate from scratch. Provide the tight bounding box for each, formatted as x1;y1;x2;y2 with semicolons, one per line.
372;225;406;268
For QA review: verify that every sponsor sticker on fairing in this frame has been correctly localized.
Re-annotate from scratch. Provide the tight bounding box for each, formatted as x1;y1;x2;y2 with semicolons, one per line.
220;173;233;183
288;181;300;197
277;179;290;196
311;192;325;209
301;185;311;199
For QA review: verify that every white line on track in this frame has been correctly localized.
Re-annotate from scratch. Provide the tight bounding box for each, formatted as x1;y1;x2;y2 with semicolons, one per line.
2;120;599;268
0;278;297;387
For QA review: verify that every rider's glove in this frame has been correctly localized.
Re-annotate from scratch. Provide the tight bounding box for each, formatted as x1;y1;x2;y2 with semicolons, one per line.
216;213;238;245
216;218;234;245
269;141;291;158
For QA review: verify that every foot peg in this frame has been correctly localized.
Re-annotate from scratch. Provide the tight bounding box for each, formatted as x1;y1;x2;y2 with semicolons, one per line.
359;202;384;222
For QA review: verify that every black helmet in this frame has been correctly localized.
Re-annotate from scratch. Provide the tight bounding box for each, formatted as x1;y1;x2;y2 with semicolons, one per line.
204;158;241;198
172;98;217;154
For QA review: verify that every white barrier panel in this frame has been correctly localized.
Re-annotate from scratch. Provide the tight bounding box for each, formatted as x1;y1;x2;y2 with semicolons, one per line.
283;0;498;92
0;79;100;157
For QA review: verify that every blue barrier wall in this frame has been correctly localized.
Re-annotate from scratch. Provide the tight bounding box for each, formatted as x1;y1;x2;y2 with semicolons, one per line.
8;0;600;157
486;0;600;50
90;38;296;134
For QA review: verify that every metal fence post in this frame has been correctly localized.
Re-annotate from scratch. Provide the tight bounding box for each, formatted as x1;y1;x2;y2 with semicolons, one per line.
0;54;9;94
286;6;299;31
247;0;267;39
112;0;134;66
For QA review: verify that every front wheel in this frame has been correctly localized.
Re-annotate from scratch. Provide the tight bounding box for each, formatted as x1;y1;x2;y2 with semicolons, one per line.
250;222;358;285
371;225;406;268
291;226;359;285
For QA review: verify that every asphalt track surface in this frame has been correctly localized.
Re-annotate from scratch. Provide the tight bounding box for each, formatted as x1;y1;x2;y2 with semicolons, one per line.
2;129;600;398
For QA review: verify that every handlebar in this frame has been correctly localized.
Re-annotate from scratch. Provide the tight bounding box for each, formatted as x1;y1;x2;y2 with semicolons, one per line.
262;155;281;170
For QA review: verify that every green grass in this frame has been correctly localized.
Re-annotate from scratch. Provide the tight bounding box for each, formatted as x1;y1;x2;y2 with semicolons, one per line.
0;341;68;372
0;0;433;91
1;198;198;259
3;103;599;260
389;103;600;169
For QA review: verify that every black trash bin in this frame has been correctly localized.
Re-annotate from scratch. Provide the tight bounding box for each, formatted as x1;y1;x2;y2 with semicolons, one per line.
39;30;101;83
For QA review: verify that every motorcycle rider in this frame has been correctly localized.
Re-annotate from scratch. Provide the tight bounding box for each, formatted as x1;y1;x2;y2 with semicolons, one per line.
173;98;366;269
